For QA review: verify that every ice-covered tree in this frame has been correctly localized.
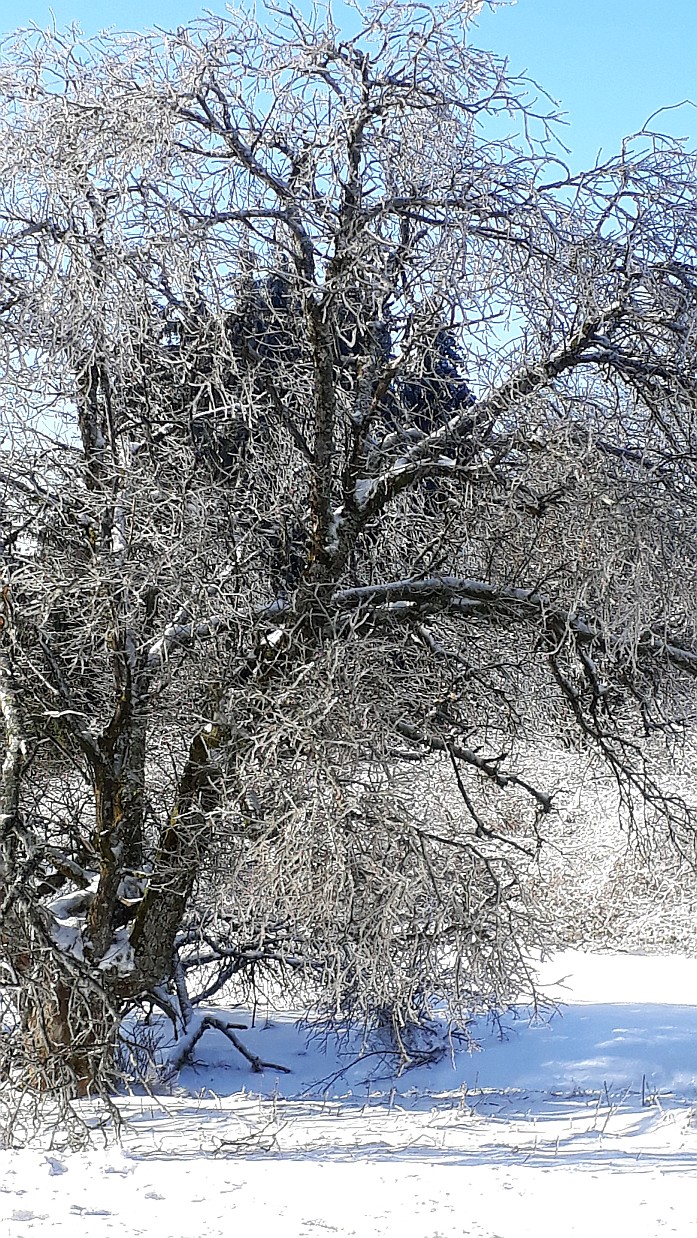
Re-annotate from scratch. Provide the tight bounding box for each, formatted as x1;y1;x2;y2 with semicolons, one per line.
1;0;697;1125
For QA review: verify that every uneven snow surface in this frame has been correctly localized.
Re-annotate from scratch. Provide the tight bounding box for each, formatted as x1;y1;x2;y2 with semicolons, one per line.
4;950;697;1236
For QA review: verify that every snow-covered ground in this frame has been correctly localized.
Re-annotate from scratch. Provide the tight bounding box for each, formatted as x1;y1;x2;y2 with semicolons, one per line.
4;950;697;1237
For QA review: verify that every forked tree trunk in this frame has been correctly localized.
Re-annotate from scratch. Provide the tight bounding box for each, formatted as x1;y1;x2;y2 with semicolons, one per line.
87;768;141;959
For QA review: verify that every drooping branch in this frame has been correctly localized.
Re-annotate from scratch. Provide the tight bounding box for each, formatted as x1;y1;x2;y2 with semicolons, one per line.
332;575;697;680
394;720;552;814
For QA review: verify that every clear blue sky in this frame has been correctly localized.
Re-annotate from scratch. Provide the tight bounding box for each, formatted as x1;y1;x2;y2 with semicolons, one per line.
474;1;697;168
2;0;695;168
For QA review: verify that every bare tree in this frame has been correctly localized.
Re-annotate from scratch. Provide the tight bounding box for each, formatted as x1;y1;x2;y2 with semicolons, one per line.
0;0;697;1125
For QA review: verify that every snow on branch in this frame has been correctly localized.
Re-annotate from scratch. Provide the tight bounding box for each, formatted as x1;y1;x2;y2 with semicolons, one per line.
147;612;231;665
332;575;697;680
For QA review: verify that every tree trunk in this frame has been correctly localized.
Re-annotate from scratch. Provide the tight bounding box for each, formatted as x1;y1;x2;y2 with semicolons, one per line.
87;713;147;960
130;727;225;988
0;909;119;1099
17;972;117;1098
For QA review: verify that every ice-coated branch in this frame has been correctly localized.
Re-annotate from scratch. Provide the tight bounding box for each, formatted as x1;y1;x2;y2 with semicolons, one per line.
332;575;697;680
394;721;552;812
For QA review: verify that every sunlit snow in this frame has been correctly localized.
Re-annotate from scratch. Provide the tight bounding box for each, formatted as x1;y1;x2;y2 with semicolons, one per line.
3;951;697;1236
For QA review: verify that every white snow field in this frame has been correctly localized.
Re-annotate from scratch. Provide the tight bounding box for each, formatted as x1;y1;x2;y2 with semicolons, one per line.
3;950;697;1237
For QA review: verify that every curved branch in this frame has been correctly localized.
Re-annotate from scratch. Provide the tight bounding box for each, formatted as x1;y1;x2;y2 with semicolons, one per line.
332;574;697;678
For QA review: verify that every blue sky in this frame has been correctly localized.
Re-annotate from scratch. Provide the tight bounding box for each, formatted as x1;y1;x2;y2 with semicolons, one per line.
474;1;697;168
2;0;695;168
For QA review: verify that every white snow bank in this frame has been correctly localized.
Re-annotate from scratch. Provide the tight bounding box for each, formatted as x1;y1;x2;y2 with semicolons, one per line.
3;951;697;1238
536;949;697;1006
